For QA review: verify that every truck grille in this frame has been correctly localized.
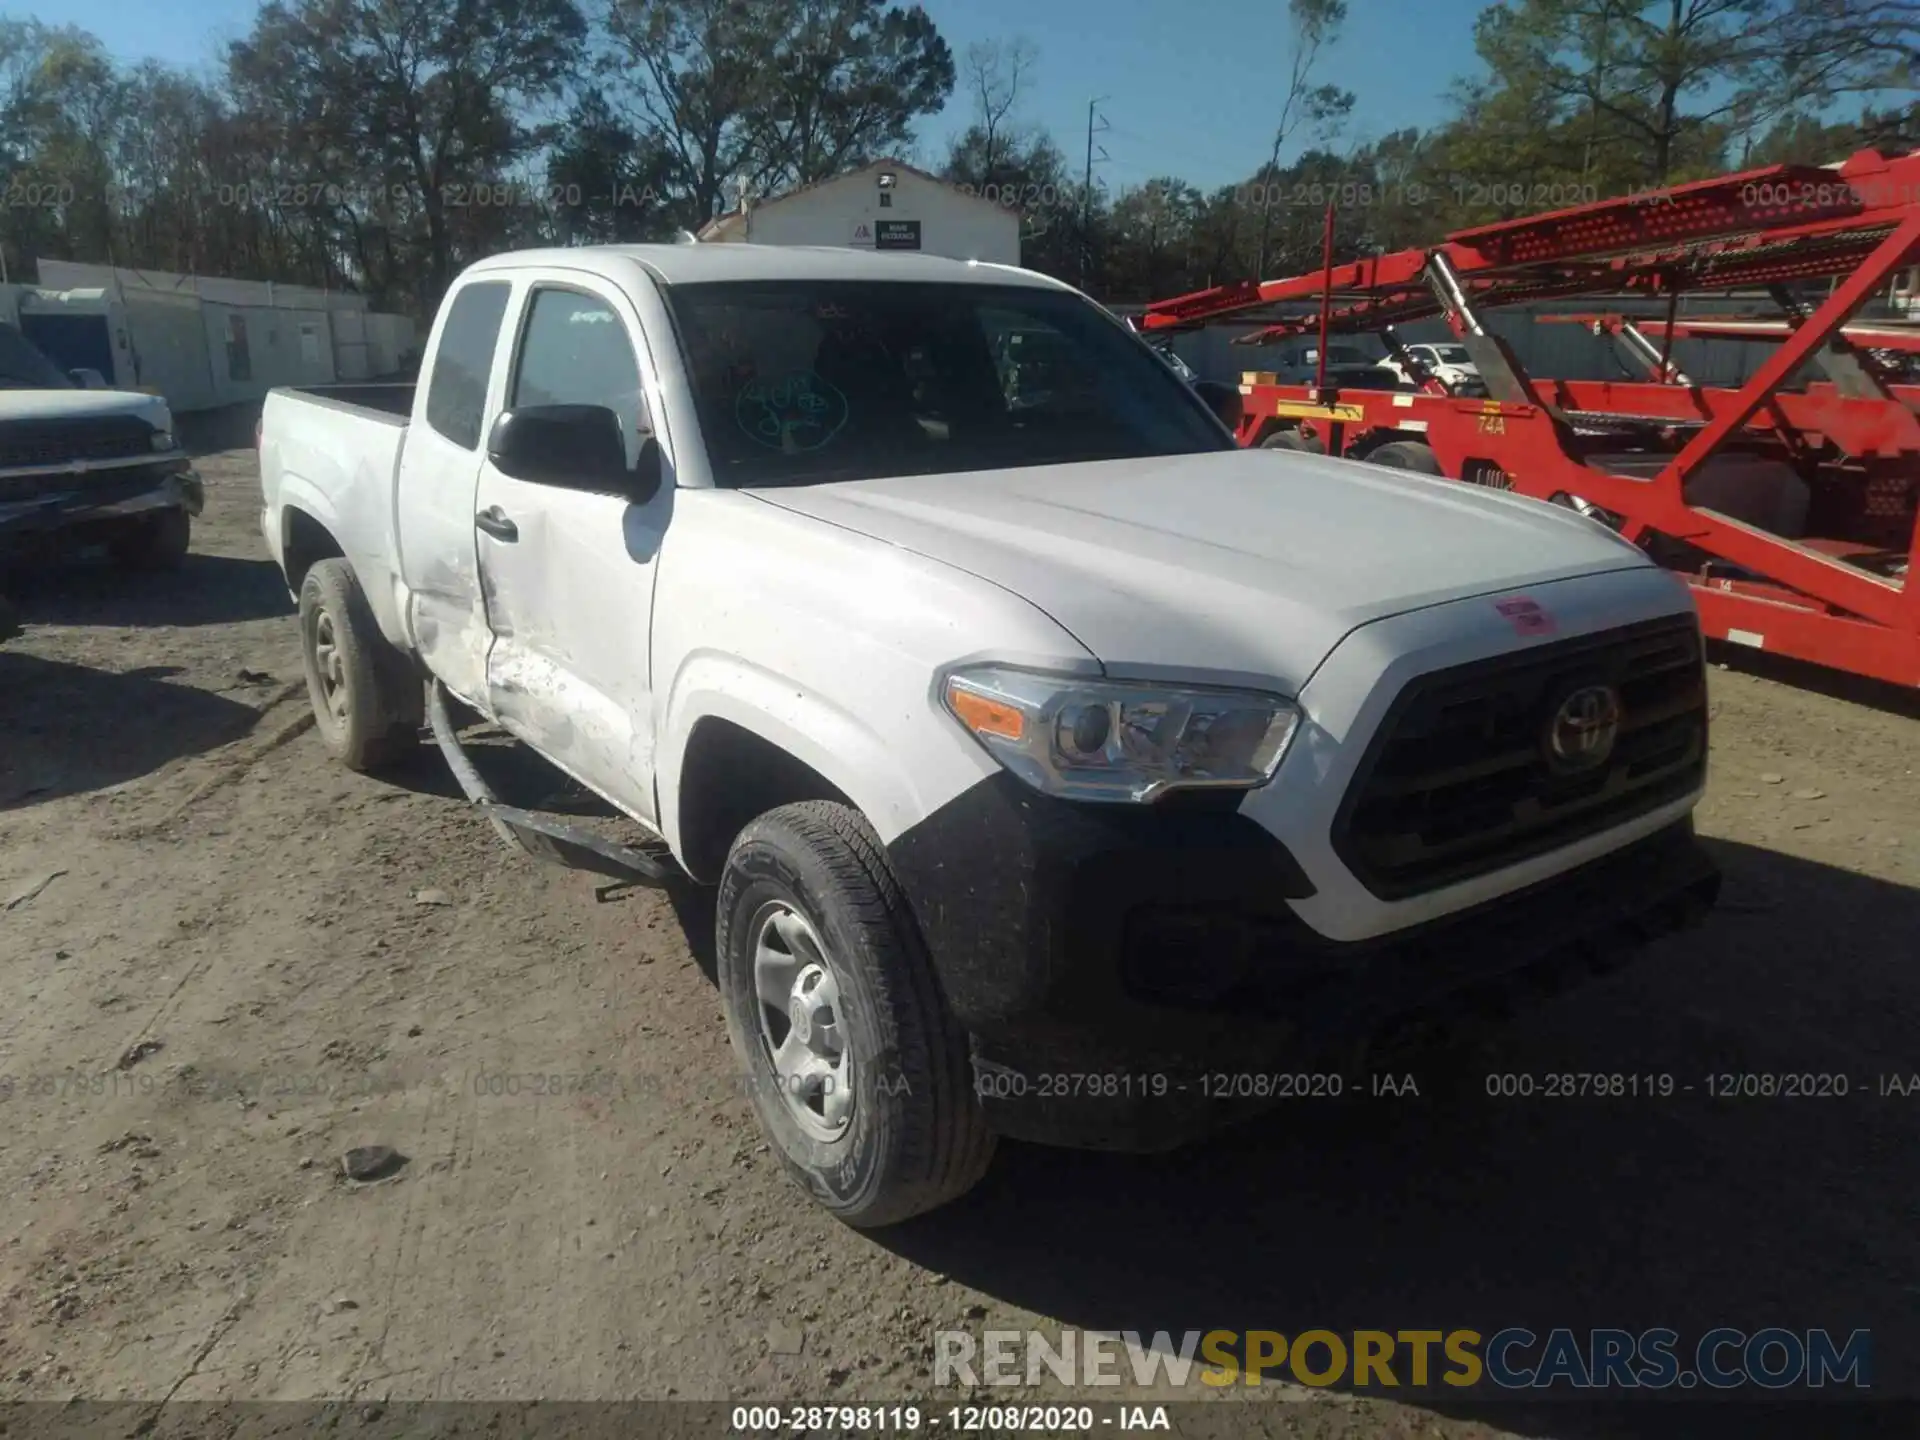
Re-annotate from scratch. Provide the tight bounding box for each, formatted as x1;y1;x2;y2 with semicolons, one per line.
0;416;154;471
0;465;170;507
1332;616;1707;900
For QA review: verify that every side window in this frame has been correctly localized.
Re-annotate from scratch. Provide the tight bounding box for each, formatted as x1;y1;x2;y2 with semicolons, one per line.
510;288;648;467
424;281;511;449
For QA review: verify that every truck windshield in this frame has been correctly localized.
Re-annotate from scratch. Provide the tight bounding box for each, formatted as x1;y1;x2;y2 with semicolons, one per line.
664;280;1234;487
0;324;75;390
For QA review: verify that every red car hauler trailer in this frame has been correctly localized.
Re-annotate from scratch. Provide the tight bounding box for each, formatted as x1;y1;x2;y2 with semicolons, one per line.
1140;148;1920;688
1533;311;1920;396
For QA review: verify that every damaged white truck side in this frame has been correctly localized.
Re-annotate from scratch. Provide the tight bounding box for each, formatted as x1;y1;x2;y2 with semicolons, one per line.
259;244;1718;1226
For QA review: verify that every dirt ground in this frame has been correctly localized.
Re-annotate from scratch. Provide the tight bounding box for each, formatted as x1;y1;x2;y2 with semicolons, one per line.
1;435;1916;1439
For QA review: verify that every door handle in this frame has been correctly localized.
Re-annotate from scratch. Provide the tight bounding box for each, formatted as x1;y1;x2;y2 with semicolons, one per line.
475;505;518;542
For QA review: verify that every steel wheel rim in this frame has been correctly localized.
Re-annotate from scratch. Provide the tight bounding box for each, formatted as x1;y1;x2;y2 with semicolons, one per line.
312;610;349;724
749;900;853;1141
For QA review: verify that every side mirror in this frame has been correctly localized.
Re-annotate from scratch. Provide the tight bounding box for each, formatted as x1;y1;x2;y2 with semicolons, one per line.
70;368;108;389
486;404;661;503
1193;379;1243;433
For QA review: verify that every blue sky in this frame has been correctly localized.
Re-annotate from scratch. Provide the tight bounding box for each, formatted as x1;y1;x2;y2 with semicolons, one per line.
10;0;1488;191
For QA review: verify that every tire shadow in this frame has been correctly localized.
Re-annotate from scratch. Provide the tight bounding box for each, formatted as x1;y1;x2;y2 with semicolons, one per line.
879;837;1920;1437
0;653;263;808
9;552;293;629
666;878;719;984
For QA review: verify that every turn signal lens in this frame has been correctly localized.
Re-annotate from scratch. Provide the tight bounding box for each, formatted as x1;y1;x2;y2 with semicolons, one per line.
945;680;1027;741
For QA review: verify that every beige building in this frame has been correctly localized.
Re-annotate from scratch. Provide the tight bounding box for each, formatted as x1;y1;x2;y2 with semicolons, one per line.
698;159;1020;266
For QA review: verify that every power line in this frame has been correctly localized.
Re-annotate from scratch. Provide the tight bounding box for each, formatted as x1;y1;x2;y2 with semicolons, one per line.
1081;95;1109;285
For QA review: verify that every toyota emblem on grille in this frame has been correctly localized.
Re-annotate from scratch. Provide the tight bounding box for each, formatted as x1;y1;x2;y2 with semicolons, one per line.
1546;684;1622;771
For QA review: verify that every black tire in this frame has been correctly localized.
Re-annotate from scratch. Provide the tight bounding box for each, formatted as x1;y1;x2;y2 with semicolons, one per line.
298;558;420;772
1365;439;1444;475
107;508;191;570
716;801;994;1227
1259;428;1324;454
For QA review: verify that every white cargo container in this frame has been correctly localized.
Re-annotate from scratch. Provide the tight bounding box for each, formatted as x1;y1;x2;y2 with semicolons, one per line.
30;260;415;412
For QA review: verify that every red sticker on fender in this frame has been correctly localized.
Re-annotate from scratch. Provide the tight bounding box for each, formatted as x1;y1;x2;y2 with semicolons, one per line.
1494;595;1556;637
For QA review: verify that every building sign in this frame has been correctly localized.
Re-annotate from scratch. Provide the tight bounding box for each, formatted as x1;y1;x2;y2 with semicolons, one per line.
875;220;921;251
851;220;874;245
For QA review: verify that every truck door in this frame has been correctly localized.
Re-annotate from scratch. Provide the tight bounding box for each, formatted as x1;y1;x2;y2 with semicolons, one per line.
471;277;670;825
393;278;514;708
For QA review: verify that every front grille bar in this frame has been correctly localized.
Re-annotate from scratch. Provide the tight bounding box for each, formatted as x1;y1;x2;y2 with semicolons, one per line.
1333;616;1708;900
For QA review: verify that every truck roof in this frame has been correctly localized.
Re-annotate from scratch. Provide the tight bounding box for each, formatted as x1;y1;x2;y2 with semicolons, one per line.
462;244;1073;291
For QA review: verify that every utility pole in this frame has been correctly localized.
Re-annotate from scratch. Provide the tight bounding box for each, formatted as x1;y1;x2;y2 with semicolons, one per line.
1081;96;1109;289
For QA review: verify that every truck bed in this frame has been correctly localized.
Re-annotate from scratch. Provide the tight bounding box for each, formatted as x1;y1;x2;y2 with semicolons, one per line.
259;383;417;648
275;382;416;421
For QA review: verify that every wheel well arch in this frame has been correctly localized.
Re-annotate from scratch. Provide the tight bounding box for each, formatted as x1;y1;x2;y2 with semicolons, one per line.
281;506;344;591
675;716;857;884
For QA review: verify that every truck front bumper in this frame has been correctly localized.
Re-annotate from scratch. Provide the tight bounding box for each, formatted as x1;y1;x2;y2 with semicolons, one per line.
0;462;203;544
886;774;1718;1152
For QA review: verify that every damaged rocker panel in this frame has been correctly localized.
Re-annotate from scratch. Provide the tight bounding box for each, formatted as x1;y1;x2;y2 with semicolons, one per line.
424;679;675;886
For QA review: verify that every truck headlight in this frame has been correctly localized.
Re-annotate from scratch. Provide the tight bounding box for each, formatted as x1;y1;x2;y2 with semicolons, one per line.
151;428;175;452
941;665;1300;803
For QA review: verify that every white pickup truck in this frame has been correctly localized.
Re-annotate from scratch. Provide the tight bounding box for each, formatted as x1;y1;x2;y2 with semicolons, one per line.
0;322;201;574
259;243;1718;1225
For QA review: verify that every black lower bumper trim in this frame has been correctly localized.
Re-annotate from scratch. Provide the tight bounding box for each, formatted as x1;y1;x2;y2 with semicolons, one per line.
0;467;198;539
888;772;1717;1152
887;772;1317;1036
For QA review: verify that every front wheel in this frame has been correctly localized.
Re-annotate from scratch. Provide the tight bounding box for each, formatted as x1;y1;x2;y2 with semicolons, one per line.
716;801;994;1227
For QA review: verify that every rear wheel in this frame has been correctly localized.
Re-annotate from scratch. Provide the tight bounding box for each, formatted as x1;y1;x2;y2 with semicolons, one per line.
1259;428;1324;454
716;801;994;1227
1365;440;1444;475
298;558;420;772
107;508;191;570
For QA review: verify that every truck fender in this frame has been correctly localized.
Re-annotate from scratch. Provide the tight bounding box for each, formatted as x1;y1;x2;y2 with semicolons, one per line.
657;653;934;869
275;478;412;655
273;476;345;578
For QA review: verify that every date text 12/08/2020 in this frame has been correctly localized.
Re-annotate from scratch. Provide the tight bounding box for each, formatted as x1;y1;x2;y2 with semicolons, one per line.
1483;1072;1920;1098
729;1405;1170;1432
967;1068;1418;1101
959;180;1607;214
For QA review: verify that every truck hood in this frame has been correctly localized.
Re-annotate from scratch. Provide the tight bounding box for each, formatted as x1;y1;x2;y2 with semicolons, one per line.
0;389;171;429
748;448;1650;692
